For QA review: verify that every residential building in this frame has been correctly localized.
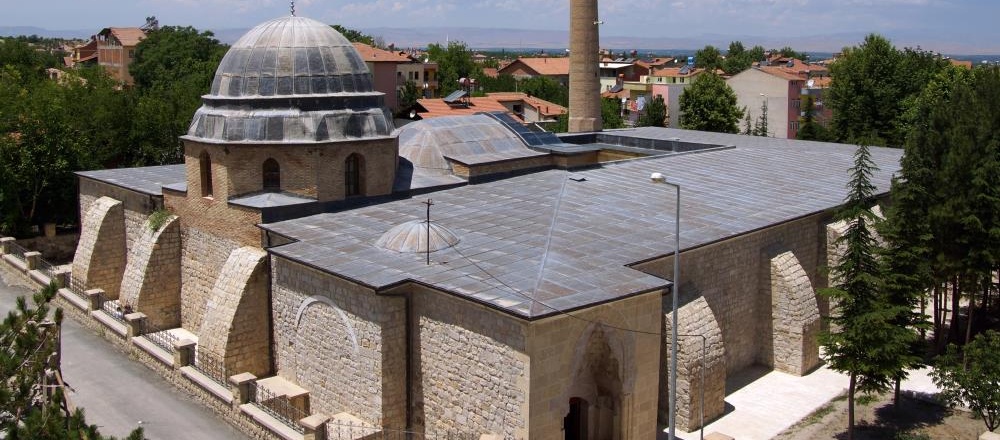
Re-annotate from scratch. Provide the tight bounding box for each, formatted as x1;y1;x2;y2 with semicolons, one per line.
353;42;414;113
497;57;570;86
728;66;810;138
94;27;146;85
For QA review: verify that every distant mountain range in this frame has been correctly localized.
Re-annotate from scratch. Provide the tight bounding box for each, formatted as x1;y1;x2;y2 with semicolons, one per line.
4;25;998;59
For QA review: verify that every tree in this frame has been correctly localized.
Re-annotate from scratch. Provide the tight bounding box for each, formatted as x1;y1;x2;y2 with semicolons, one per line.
774;46;806;62
752;98;769;136
0;284;144;439
330;25;375;46
601;97;624;129
931;330;1000;432
821;143;914;440
722;41;753;75
797;95;831;141
129;26;227;165
396;81;421;117
637;95;666;127
694;45;722;71
519;76;568;107
679;72;743;133
426;41;480;96
828;34;947;146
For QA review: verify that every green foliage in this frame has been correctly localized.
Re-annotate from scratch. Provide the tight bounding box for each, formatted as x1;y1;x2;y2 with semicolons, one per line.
601;97;625;129
519;76;568;107
679;73;743;133
752;99;769;136
0;284;142;439
821;143;918;439
475;72;517;95
774;46;806;62
797;95;832;141
694;45;722;71
637;95;666;127
330;25;375;46
129;26;227;165
931;330;1000;432
426;41;481;96
828;34;947;146
552;113;569;133
722;41;754;75
147;209;172;232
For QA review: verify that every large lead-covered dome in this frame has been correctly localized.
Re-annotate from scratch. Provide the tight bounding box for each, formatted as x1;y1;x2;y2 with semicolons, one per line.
186;16;393;143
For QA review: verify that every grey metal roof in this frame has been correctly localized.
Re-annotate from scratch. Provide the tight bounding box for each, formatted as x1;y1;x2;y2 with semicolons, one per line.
396;115;544;173
262;127;903;319
186;16;393;144
229;191;316;209
77;165;185;196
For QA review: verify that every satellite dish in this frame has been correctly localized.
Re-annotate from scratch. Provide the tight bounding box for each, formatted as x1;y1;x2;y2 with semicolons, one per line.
409;109;417;119
807;79;815;88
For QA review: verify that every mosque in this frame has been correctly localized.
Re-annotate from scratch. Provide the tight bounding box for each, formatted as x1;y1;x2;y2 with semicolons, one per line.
66;7;901;440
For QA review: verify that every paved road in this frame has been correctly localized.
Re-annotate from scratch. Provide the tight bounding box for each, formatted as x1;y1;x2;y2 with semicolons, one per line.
0;270;248;440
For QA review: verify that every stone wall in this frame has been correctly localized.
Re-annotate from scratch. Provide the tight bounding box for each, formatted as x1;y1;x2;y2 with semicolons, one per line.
119;214;182;329
199;246;271;377
271;257;407;430
177;226;242;334
71;196;126;299
769;251;821;375
79;177;161;250
526;291;661;439
633;212;829;375
661;296;726;431
15;233;80;263
411;286;530;439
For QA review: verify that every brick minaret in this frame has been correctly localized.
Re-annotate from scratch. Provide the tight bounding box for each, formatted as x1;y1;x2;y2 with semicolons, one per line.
568;0;602;132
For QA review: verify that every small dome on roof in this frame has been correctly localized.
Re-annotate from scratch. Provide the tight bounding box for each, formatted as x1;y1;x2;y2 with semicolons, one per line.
186;15;393;144
375;220;460;253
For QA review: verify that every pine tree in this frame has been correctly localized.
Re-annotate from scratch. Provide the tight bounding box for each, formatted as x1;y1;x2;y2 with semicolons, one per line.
821;143;913;440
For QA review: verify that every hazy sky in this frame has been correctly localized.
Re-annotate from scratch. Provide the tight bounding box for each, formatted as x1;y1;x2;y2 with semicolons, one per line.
2;0;998;53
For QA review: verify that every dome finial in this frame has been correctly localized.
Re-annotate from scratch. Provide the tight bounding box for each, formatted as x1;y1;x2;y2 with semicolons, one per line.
290;1;295;16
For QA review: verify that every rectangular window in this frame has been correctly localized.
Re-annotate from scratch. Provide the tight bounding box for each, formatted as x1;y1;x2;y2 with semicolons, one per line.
793;99;801;109
790;121;799;131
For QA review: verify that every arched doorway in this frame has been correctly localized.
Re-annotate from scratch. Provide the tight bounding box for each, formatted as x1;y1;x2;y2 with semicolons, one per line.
565;326;623;440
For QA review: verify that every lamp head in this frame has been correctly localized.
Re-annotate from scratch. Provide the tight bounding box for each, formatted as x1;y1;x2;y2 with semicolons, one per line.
650;172;666;183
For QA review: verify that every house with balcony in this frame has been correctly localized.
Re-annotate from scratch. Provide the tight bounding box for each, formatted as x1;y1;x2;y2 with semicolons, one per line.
94;27;146;85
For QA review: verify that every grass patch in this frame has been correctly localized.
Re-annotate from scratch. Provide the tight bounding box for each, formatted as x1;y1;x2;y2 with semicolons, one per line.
147;209;172;232
802;402;837;426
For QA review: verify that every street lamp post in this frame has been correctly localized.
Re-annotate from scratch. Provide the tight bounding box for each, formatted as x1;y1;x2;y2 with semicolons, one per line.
650;172;680;440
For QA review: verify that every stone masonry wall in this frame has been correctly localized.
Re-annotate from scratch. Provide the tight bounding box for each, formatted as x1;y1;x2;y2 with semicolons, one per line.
661;296;726;432
632;212;829;376
79;177;161;250
527;291;662;439
411;286;530;439
271;257;407;430
177;226;242;333
199;246;271;377
71;196;126;298
119;214;182;329
770;251;821;376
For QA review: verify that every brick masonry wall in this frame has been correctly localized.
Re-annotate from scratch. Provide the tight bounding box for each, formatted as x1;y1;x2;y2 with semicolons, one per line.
411;286;530;439
184;138;397;203
71;196;126;299
527;292;661;440
199;246;271;377
271;257;407;430
662;296;725;431
769;251;821;375
119;215;182;329
633;212;830;376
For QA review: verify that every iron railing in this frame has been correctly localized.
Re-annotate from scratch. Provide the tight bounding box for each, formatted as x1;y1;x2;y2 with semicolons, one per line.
36;257;58;280
192;352;229;387
98;293;128;324
65;273;88;301
5;241;29;262
249;381;307;433
140;320;178;354
325;422;474;440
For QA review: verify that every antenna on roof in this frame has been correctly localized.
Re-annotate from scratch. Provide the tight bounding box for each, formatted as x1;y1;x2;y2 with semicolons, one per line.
423;199;434;265
290;1;295;16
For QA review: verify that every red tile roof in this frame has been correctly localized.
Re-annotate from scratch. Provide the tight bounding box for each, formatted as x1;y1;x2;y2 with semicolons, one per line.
103;28;146;46
416;93;566;119
352;42;413;63
498;57;570;76
949;59;973;69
